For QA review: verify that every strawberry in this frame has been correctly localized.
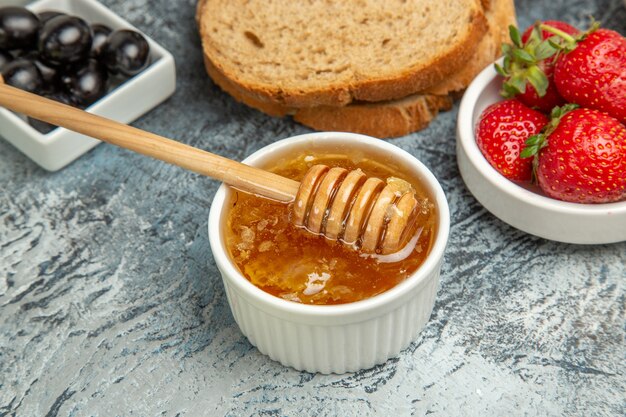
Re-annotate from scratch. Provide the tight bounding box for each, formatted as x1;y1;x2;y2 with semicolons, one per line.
513;59;565;113
551;28;626;124
476;99;548;181
496;21;579;113
522;105;626;203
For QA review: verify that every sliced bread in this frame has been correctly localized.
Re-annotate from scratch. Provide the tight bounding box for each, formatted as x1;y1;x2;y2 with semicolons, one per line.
292;0;516;137
200;0;516;138
197;0;488;107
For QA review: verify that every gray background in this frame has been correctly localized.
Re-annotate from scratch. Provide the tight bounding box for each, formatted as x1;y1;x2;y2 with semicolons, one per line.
1;0;625;416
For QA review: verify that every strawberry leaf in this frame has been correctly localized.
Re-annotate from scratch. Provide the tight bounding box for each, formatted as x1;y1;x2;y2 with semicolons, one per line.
535;40;558;60
521;133;546;158
548;39;562;50
509;25;523;48
508;74;527;94
530;24;543;43
513;48;535;63
526;66;549;97
501;82;519;98
503;54;512;71
494;63;507;77
551;103;578;120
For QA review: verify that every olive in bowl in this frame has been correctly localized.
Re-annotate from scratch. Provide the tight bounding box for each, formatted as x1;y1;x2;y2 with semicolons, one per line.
1;58;44;93
0;7;40;50
102;29;150;76
19;50;61;88
0;49;12;70
90;23;112;57
62;58;108;106
38;15;92;66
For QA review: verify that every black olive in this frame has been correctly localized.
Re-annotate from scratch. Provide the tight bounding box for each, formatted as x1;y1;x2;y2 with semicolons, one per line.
19;50;60;88
1;58;43;93
62;58;108;106
0;49;12;70
38;15;92;67
38;10;65;25
28;90;78;134
0;7;40;50
90;23;111;57
102;29;150;77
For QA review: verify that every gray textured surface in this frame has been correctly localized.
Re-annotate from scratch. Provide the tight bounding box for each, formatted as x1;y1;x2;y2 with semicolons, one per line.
1;0;625;416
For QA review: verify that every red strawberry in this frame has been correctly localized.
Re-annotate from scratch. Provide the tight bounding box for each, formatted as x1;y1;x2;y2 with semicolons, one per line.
552;28;626;123
515;60;566;113
522;105;626;203
496;21;579;113
476;99;548;181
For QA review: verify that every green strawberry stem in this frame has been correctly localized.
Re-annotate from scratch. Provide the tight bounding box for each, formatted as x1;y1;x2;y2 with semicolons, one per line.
521;104;579;183
539;24;577;43
496;24;561;98
539;21;599;52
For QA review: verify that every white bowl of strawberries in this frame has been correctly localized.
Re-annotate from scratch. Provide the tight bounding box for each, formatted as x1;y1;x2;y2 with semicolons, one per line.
457;20;626;244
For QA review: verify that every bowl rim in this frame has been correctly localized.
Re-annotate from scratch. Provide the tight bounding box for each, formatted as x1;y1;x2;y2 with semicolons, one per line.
457;61;626;216
208;132;450;319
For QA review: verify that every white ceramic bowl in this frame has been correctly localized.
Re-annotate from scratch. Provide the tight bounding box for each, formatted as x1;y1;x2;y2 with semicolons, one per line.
208;132;450;374
457;63;626;244
0;0;176;171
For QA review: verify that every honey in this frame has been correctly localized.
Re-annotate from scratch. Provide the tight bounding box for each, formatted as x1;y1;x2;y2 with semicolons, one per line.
224;153;438;305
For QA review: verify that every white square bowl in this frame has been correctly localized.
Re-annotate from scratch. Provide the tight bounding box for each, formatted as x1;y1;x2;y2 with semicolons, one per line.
0;0;176;171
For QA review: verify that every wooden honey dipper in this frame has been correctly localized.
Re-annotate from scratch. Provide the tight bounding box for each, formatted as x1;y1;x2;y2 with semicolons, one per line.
0;83;419;254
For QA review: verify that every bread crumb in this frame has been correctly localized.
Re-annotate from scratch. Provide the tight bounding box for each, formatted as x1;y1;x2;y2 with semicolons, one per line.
259;241;273;252
257;219;268;231
238;226;255;250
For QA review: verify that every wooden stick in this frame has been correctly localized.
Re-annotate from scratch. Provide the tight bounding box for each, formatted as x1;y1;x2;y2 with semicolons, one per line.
0;83;300;202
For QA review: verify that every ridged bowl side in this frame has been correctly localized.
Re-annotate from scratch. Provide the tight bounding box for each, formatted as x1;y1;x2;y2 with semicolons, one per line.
221;265;441;374
209;132;450;374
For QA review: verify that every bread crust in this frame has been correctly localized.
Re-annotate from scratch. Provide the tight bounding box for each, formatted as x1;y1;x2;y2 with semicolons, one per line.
203;55;292;117
197;0;488;107
203;55;451;137
293;95;453;138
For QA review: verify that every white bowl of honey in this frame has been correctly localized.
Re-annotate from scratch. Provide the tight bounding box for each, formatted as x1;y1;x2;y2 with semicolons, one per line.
208;132;450;373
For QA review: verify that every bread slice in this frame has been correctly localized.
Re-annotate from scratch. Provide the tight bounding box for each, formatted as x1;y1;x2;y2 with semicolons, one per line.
203;50;452;137
293;0;516;137
199;0;516;138
293;95;454;138
197;0;488;107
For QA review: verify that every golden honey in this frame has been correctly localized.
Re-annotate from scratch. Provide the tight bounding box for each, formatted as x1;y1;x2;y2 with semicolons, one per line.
224;153;438;305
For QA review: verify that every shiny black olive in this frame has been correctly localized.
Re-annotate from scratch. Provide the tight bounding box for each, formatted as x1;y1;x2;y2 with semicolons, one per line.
1;58;43;93
90;23;111;57
38;15;92;66
38;10;65;25
20;50;60;88
28;90;77;133
0;49;12;70
0;7;40;50
62;58;108;106
102;29;149;76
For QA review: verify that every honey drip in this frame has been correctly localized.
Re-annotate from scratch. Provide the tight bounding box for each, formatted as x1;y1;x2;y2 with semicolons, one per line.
224;154;438;305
